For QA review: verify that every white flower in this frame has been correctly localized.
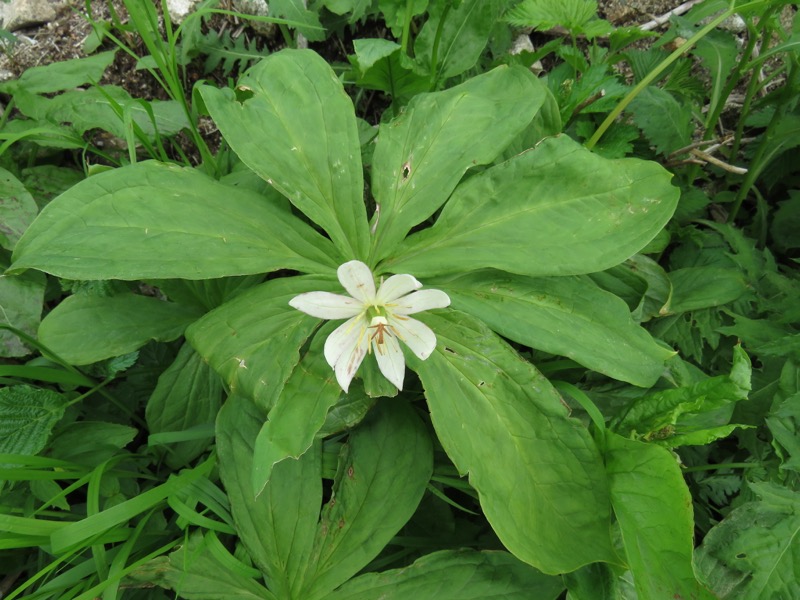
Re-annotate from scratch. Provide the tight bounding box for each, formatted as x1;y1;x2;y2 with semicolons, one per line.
289;260;450;392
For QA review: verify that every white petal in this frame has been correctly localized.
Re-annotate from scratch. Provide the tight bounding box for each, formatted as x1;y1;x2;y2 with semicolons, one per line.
324;315;367;368
372;326;405;390
389;315;438;360
337;260;376;303
290;292;363;319
390;289;451;315
334;330;369;393
376;273;421;302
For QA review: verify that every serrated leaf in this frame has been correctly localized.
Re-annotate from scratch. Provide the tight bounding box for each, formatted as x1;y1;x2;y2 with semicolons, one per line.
37;293;201;365
11;161;339;280
326;549;565;600
411;309;616;574
199;50;369;261
606;433;716;600
629;86;693;155
438;271;673;386
0;385;66;457
385;135;679;278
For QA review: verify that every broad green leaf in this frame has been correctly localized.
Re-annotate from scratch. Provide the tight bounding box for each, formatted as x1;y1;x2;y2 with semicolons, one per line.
48;421;137;466
132;531;274;600
693;29;738;119
302;400;433;599
606;433;715;600
216;395;321;599
563;562;620;599
20;165;83;209
252;326;341;495
414;0;502;82
369;65;545;263
37;293;200;365
612;345;751;444
695;482;800;600
326;549;565;600
591;254;672;322
146;344;223;468
411;309;616;574
0;167;37;250
199;50;369;260
186;276;337;410
0;385;66;457
14;85;190;140
11;161;339;280
0;267;45;358
666;267;749;314
322;0;371;22
386;135;679;278
0;51;116;94
439;271;673;386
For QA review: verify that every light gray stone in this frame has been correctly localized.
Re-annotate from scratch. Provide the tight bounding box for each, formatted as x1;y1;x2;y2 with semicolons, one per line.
166;0;202;25
0;0;57;32
233;0;275;36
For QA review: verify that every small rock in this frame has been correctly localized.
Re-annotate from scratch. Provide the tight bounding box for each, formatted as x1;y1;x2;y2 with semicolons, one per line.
233;0;275;36
510;33;544;75
166;0;202;25
0;0;56;32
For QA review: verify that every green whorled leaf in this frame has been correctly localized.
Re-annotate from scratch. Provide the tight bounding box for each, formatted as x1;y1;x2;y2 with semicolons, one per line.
0;267;45;358
369;65;544;263
145;344;223;468
439;270;673;386
186;275;337;411
414;0;502;82
0;385;66;457
19;166;83;210
385;135;679;278
0;51;117;94
252;325;341;495
411;309;616;574
0;167;38;251
216;395;321;599
695;482;800;600
199;50;369;261
501;83;563;160
325;549;565;600
665;267;749;314
10;161;338;281
302;400;433;599
612;345;751;443
131;531;274;600
606;433;716;600
591;254;672;322
37;293;200;366
317;387;376;437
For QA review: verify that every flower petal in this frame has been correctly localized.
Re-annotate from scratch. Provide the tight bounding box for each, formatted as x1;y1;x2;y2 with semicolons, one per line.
371;324;405;390
324;315;367;368
337;260;376;303
324;316;369;392
389;315;438;360
390;289;451;315
290;292;363;319
376;273;421;303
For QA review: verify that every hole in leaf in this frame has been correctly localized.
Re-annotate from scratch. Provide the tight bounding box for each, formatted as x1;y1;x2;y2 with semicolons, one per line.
235;86;254;104
401;161;411;180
